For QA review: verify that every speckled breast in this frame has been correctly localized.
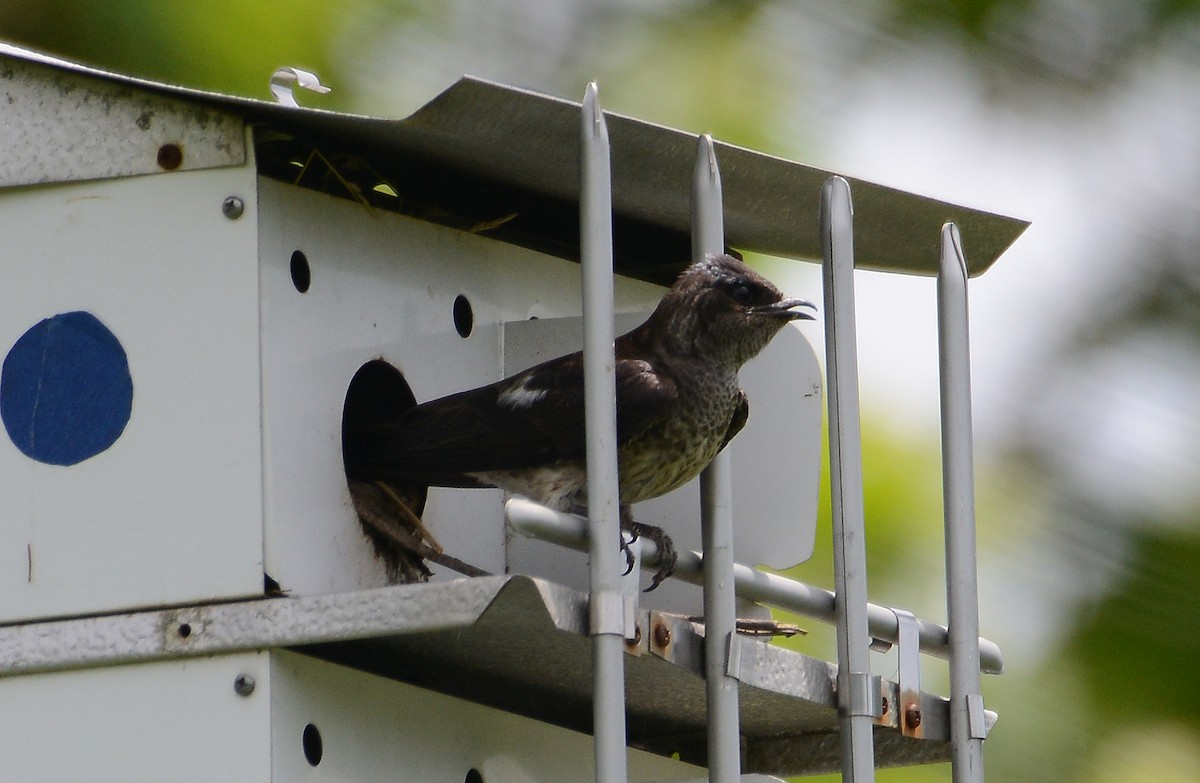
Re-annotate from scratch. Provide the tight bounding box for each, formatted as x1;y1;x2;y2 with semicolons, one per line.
615;384;741;504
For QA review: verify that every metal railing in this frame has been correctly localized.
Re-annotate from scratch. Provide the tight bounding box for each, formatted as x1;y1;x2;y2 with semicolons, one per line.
579;82;630;783
692;132;742;783
543;84;997;783
505;498;1004;674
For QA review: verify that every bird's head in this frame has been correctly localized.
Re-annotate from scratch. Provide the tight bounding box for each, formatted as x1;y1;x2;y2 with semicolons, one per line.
649;254;815;366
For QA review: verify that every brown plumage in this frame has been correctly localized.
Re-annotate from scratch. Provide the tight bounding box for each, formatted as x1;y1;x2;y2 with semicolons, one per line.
344;253;814;588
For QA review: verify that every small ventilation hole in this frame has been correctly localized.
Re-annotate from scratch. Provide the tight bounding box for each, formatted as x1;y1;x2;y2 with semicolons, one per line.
290;250;312;293
302;723;323;766
453;294;473;338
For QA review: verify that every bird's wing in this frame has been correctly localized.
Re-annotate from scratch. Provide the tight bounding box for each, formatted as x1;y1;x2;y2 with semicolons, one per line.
344;352;678;486
718;388;749;452
496;351;679;456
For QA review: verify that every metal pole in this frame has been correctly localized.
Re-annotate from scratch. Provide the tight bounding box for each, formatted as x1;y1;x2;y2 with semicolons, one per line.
505;497;1005;675
580;82;628;783
937;222;987;782
820;176;877;783
692;134;741;783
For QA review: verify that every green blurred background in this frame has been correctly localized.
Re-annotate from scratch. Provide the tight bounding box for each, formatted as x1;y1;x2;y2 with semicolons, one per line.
5;1;1200;779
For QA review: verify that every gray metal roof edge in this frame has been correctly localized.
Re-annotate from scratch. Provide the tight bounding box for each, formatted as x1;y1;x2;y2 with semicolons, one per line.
415;75;1031;276
0;41;380;124
0;42;1029;276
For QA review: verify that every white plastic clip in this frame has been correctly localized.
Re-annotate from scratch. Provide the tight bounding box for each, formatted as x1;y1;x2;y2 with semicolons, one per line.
269;67;331;107
844;671;882;718
725;632;742;680
590;589;636;639
966;693;989;740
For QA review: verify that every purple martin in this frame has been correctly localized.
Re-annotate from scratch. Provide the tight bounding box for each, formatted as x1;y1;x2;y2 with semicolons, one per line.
344;253;815;589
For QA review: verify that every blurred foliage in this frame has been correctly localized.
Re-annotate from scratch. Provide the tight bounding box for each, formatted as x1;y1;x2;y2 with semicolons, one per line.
888;0;1200;94
589;3;796;152
890;0;1031;39
775;413;949;660
775;417;967;782
1069;528;1200;731
3;1;1200;780
0;0;379;106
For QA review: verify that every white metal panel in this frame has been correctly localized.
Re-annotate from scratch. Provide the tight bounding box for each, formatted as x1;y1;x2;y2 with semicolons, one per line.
0;164;264;622
255;178;664;593
502;313;822;604
0;52;246;189
724;322;823;566
270;650;704;782
0;652;271;782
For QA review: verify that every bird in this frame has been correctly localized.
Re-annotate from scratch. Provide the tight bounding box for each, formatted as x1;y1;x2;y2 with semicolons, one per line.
343;253;815;590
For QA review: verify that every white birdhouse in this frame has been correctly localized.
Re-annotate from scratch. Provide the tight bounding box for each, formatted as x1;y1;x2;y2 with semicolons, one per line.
0;42;1024;782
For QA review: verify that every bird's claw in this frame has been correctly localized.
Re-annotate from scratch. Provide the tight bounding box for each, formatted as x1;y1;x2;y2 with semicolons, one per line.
619;533;637;576
624;521;677;592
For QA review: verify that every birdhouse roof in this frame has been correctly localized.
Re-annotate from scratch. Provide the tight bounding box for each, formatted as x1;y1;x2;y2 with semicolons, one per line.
0;42;1026;281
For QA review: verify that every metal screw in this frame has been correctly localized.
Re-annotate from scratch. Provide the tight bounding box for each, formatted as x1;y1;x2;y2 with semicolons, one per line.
904;703;922;729
653;621;672;649
156;143;183;170
222;196;245;220
881;695;889;715
234;674;256;697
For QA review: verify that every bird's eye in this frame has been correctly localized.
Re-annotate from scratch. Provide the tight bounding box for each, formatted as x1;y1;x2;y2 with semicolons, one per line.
731;284;752;304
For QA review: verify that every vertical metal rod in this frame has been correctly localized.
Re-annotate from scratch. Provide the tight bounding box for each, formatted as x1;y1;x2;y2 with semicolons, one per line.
937;222;986;783
580;82;628;783
820;176;876;783
693;134;741;783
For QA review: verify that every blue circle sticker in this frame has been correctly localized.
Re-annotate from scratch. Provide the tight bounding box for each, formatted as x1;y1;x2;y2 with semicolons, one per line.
1;311;134;466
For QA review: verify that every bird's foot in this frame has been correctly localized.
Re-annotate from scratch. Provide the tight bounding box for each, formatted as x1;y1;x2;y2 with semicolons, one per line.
618;533;638;576
623;521;677;592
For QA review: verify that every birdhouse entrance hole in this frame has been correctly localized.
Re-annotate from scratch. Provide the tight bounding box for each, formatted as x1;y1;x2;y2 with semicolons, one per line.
341;359;431;582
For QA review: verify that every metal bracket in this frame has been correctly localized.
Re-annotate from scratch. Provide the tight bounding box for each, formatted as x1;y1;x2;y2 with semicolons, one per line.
589;590;636;640
966;693;989;740
623;608;649;656
869;637;893;653
646;611;676;660
725;632;743;681
269;66;331;107
843;671;882;719
893;608;924;738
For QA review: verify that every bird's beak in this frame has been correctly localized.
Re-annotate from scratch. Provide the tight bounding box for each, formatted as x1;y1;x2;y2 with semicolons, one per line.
753;298;817;321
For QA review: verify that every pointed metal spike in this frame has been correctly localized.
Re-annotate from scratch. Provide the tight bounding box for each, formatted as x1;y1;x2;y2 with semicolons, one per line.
692;134;724;261
582;82;605;138
942;221;968;279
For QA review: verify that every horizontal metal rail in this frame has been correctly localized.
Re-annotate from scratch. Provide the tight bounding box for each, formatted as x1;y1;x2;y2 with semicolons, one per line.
0;578;513;678
505;497;1004;675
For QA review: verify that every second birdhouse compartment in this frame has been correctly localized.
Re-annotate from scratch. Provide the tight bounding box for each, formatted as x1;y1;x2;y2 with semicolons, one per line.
258;175;671;596
261;175;822;605
1;47;1023;779
0;39;824;622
